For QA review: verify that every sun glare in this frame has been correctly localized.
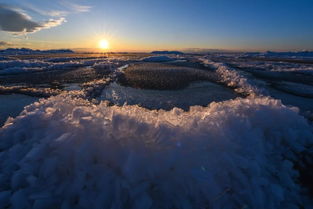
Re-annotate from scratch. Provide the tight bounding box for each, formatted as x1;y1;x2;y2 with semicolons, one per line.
99;39;109;50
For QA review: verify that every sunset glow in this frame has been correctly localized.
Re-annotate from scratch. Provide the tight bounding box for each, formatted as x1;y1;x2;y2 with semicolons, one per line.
98;39;109;50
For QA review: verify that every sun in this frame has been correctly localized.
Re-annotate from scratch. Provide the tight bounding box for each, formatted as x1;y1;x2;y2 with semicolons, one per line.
98;39;109;50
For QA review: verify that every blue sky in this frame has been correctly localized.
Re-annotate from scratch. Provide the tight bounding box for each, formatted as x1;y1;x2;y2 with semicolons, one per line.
0;0;312;51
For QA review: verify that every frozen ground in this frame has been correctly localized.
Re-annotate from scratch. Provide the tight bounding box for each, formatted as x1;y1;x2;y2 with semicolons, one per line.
0;51;313;208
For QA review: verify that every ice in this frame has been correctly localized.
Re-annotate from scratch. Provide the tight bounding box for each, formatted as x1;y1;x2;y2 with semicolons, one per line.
99;81;237;110
244;51;313;59
0;67;44;75
0;94;38;126
92;62;115;71
267;87;313;113
231;60;313;75
82;78;112;99
0;86;62;97
0;94;312;208
141;55;177;62
273;81;313;98
0;60;50;71
0;48;74;55
0;57;115;75
46;62;85;71
0;52;313;208
151;51;184;55
0;59;82;75
201;59;267;96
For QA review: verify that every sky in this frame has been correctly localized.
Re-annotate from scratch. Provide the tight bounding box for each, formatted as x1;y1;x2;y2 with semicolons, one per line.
0;0;313;52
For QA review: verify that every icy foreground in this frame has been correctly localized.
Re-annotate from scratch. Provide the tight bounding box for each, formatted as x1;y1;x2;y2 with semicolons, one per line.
0;94;312;209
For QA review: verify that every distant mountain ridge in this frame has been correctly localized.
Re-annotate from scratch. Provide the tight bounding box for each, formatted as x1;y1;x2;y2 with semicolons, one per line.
0;48;74;55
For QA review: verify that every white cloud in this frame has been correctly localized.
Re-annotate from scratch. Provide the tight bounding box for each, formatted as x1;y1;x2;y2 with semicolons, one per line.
47;10;68;17
0;4;66;34
42;17;66;29
60;1;91;13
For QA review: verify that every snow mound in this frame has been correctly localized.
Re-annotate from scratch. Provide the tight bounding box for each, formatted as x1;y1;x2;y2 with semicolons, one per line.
141;56;176;62
201;59;267;96
0;95;312;208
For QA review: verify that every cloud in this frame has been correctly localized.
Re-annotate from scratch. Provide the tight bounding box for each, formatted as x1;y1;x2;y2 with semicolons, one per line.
0;41;11;46
47;10;68;17
42;17;66;29
0;4;65;34
60;1;91;13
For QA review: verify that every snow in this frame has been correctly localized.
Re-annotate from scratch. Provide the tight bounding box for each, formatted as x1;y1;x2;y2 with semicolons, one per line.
46;62;85;71
201;59;267;96
199;57;313;118
0;59;83;74
82;78;112;99
231;60;313;75
0;52;313;208
0;94;312;208
0;57;115;75
92;62;115;71
0;85;62;97
0;60;50;70
0;48;74;55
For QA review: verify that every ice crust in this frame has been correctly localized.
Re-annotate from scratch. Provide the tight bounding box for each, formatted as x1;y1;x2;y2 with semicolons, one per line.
0;94;312;209
201;59;267;96
0;58;116;75
0;53;313;208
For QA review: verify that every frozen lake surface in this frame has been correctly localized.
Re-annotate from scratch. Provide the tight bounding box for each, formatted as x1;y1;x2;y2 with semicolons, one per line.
0;52;312;208
100;81;238;110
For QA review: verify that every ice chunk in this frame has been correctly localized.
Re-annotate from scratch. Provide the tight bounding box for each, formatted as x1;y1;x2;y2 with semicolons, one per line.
0;94;312;208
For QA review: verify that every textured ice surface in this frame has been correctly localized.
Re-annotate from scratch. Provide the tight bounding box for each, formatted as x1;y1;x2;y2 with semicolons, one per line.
244;51;313;59
200;57;313;118
0;94;312;209
99;81;237;110
0;48;74;55
201;59;267;96
273;82;313;98
1;53;313;208
0;57;116;75
232;60;313;75
119;62;217;90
